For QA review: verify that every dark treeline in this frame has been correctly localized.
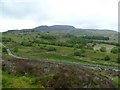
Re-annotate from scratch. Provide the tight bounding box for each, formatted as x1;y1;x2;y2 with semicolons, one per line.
82;36;109;40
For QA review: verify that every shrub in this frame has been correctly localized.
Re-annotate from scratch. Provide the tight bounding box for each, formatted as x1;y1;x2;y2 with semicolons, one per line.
104;55;110;61
2;47;7;53
100;47;106;52
117;57;120;63
81;49;86;53
45;47;56;51
2;37;12;42
86;45;93;50
13;47;18;52
111;47;120;54
74;44;79;48
74;49;85;57
74;50;82;56
21;41;32;46
40;35;56;40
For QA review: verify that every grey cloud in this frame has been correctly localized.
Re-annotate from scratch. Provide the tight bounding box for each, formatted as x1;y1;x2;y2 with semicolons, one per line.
1;0;49;20
0;0;118;31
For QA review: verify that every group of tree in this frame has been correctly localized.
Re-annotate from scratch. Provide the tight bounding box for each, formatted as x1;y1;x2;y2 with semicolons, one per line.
2;37;12;42
32;37;87;49
94;41;120;47
82;36;109;40
40;34;56;40
67;37;87;45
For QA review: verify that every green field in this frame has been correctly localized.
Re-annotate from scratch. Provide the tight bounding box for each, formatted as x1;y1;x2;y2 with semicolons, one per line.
10;43;118;66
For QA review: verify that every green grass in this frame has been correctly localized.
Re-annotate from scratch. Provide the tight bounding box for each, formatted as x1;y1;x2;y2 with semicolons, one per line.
2;71;44;88
94;44;116;53
2;53;15;59
111;77;120;88
12;43;118;66
86;50;118;61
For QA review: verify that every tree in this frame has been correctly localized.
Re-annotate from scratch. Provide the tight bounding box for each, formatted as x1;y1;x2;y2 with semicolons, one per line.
100;47;106;52
104;55;110;61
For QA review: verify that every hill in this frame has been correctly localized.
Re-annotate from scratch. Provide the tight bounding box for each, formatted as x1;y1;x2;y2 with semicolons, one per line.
2;25;120;88
4;25;118;43
34;25;76;31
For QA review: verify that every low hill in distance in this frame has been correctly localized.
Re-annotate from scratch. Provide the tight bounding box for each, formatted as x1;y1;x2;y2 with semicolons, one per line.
4;25;118;43
34;25;76;31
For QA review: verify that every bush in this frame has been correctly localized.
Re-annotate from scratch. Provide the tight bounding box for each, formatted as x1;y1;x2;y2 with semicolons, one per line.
2;47;7;53
74;49;85;57
104;55;110;61
2;37;12;42
111;47;120;54
117;58;120;63
45;47;56;51
21;41;32;46
100;47;106;52
86;45;93;50
13;47;18;52
81;49;86;53
74;51;82;56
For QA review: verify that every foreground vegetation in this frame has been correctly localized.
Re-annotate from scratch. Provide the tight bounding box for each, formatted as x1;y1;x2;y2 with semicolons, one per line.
2;57;119;88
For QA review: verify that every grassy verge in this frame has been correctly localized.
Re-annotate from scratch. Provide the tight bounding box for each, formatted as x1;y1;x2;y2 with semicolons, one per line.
2;71;44;88
111;77;120;88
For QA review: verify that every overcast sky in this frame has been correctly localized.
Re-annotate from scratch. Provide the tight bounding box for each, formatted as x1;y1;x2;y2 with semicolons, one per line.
0;0;119;32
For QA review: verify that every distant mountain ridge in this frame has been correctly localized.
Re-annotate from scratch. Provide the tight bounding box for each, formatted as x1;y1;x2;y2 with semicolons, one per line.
5;25;117;38
34;25;76;31
5;25;117;33
4;25;118;42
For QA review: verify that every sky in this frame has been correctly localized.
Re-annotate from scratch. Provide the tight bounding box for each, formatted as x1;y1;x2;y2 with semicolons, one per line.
0;0;119;32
